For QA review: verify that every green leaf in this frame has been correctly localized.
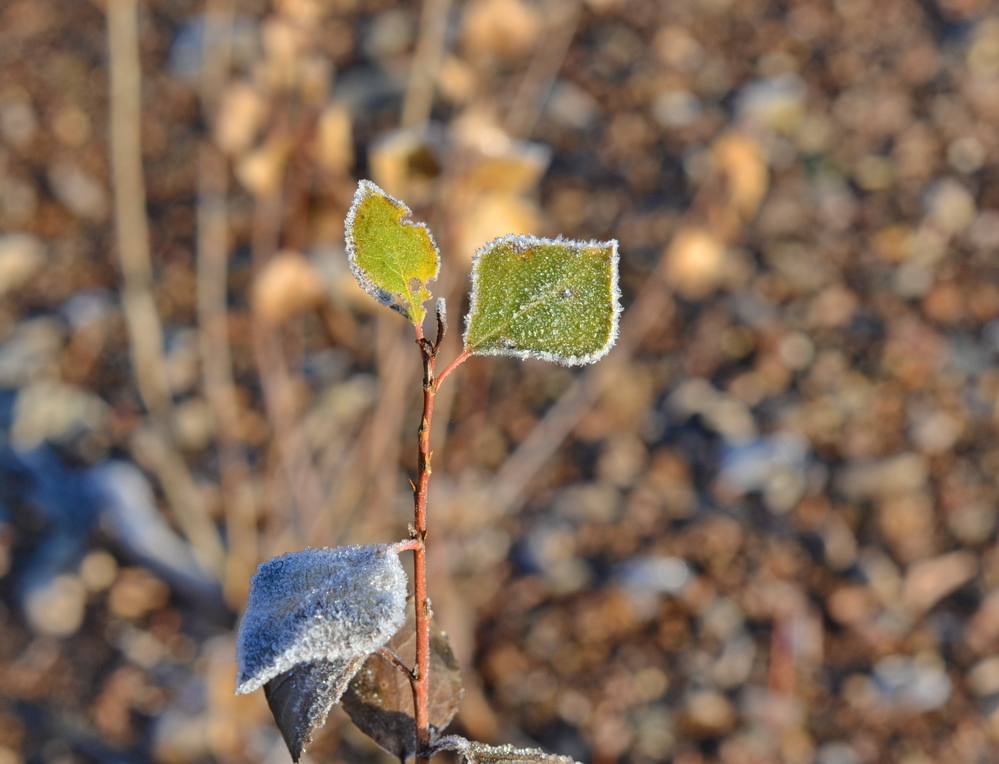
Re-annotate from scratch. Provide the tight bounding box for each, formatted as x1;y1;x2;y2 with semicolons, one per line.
345;180;440;325
463;235;621;366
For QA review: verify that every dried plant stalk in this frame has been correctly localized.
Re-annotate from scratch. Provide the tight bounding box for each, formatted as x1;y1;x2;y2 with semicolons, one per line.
107;0;224;575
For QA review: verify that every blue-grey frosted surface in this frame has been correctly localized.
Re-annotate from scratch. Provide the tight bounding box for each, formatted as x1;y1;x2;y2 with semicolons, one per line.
235;544;408;694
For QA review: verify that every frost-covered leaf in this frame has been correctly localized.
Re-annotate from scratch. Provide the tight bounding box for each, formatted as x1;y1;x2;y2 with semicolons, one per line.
432;735;580;764
345;179;440;325
235;544;408;695
342;599;463;759
463;235;621;365
264;656;365;762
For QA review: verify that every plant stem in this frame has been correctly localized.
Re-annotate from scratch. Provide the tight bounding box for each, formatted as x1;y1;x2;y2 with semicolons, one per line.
108;0;225;576
435;348;470;390
412;323;437;764
379;646;418;682
411;315;469;762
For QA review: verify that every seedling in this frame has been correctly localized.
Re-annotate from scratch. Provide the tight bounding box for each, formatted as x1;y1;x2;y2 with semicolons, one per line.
236;180;621;763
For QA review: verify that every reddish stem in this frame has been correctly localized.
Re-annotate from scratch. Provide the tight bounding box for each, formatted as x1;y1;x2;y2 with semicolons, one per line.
435;348;470;390
409;316;467;762
411;323;436;764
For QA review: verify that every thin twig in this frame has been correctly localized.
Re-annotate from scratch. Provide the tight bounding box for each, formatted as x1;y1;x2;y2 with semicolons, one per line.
313;315;418;546
308;328;415;546
198;0;234;110
107;0;171;420
255;324;326;549
410;319;443;764
312;424;367;544
401;0;453;128
435;347;470;390
503;0;580;139
107;0;225;575
127;426;226;575
379;646;417;682
365;316;414;523
250;188;326;549
196;0;259;605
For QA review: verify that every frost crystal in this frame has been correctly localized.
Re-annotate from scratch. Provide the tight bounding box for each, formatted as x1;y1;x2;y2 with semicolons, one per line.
344;179;440;325
432;735;581;764
235;544;409;695
463;234;622;366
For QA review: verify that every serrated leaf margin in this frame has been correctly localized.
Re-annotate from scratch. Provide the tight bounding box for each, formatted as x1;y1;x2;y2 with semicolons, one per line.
344;179;441;325
462;234;622;366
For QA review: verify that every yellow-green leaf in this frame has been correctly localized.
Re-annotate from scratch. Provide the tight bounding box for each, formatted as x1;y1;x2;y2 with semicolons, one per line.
345;180;440;325
463;235;621;366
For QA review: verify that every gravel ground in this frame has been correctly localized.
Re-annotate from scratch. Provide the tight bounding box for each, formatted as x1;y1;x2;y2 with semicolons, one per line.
1;1;998;763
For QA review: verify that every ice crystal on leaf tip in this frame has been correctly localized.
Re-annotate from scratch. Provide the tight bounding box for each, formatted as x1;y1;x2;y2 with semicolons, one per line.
463;234;621;366
235;544;409;695
345;179;440;326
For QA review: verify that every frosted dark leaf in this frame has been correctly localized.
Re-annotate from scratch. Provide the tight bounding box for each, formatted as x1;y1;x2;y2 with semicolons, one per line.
264;656;365;762
432;735;581;764
342;599;463;759
235;544;409;695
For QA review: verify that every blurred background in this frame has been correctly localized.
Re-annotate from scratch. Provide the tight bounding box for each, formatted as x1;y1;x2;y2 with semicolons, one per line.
1;0;999;762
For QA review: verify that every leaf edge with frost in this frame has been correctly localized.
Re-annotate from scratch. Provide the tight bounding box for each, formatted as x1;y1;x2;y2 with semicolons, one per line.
462;234;622;367
234;542;409;696
344;179;441;325
264;656;367;762
431;735;582;764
